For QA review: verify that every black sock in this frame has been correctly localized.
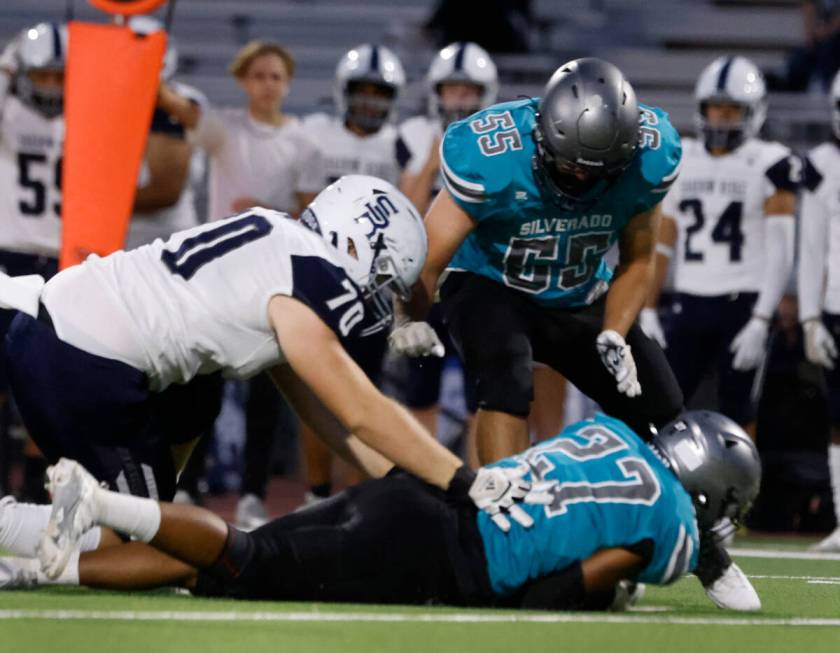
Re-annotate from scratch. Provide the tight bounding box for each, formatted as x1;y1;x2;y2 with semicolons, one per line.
309;483;331;499
22;455;48;503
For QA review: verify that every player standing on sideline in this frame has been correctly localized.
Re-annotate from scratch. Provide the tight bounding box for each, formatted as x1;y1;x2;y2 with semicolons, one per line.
392;58;683;464
798;70;840;552
2;411;760;613
0;24;67;501
297;44;406;506
156;41;325;528
643;56;797;437
0;176;535;569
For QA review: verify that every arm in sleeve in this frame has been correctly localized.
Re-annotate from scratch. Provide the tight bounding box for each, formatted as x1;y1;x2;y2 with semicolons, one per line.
798;186;830;322
753;193;796;320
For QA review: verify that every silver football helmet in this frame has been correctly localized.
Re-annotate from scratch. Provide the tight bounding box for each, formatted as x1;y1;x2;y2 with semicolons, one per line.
652;411;762;530
15;23;67;119
830;69;840;140
533;58;639;206
301;175;427;330
334;44;405;133
426;41;498;127
694;56;767;151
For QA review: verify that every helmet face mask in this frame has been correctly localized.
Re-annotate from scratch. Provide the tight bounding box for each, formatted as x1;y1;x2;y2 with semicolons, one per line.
426;42;498;129
652;411;762;531
533;58;640;208
334;44;405;135
694;56;766;153
15;23;67;119
302;176;427;334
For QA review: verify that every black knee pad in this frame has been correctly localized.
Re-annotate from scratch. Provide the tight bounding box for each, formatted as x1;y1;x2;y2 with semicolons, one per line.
193;526;256;598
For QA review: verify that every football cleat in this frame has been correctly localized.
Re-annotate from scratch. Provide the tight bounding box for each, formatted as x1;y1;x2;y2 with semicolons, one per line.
610;580;646;611
39;458;100;580
703;562;761;611
810;527;840;552
234;494;269;531
0;557;38;589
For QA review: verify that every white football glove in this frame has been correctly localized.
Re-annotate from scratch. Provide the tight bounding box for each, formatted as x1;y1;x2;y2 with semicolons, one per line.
639;308;666;349
704;562;761;611
729;316;769;371
388;321;445;358
610;580;646;612
469;464;540;533
596;330;641;397
803;319;838;369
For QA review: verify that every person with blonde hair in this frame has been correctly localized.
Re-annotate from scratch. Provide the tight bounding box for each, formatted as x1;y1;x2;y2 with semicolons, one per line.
157;41;325;526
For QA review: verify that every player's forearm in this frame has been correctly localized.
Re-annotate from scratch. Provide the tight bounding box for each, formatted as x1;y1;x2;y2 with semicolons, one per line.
753;216;794;319
157;84;201;130
351;395;461;489
798;195;829;321
604;260;655;336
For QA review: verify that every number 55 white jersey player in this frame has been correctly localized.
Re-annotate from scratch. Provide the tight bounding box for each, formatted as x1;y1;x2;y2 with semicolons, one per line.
0;176;477;509
646;56;797;429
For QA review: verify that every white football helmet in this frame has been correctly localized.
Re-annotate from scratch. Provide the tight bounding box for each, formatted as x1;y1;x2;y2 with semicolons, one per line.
427;41;498;127
694;56;767;151
301;175;427;329
334;44;405;133
15;23;67;118
830;69;840;140
128;15;178;81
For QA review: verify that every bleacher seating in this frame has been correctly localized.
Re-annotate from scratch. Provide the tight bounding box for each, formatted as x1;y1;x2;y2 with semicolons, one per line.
0;0;831;147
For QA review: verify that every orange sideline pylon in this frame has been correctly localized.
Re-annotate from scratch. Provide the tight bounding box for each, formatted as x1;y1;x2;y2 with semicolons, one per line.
60;22;165;268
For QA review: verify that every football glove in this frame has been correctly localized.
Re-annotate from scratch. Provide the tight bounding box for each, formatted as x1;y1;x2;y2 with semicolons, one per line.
639;308;667;349
596;330;641;397
388;321;445;357
467;464;545;533
803;319;837;369
729;316;769;371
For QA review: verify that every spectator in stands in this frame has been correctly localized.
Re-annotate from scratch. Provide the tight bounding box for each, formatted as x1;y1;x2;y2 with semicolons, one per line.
157;40;325;529
786;1;840;91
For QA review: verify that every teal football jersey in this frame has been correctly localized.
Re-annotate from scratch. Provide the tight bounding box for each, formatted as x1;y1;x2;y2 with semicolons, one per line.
441;98;681;308
477;413;699;596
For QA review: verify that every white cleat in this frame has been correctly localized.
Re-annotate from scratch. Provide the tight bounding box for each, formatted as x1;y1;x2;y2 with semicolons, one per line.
810;527;840;552
0;557;38;590
234;494;269;531
39;458;100;580
704;562;761;611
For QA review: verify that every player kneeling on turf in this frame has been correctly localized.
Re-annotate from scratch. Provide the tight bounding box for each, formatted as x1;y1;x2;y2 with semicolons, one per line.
1;411;761;612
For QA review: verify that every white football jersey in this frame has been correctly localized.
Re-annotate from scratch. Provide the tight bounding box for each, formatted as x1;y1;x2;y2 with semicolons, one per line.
799;142;840;316
41;208;384;390
302;112;403;187
190;107;324;221
662;137;798;296
398;115;442;185
0;95;63;257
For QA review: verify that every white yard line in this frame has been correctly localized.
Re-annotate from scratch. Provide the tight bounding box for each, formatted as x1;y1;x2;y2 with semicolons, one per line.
750;575;840;581
0;609;838;627
729;547;840;561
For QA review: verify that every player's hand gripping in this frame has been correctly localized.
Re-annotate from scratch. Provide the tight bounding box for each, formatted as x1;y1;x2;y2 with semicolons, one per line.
803;319;838;369
596;330;642;397
448;464;552;533
389;320;445;357
729;316;769;371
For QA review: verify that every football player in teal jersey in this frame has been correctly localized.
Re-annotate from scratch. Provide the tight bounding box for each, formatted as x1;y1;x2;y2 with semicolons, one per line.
391;58;683;464
1;411;761;612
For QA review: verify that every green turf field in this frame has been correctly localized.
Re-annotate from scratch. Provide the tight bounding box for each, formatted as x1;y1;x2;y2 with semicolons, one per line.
1;538;839;653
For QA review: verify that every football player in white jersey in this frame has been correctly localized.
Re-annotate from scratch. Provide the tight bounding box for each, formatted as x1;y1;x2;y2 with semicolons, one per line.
297;44;407;505
644;56;797;434
0;176;534;565
798;70;840;551
0;23;67;501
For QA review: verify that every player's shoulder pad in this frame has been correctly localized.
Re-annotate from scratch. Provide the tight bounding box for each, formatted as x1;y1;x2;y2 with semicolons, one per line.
757;140;800;193
636;104;682;197
170;81;208;108
802;142;839;193
440;98;536;206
